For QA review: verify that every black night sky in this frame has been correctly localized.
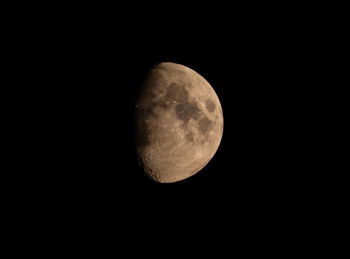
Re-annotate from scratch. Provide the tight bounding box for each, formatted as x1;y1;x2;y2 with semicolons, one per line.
34;12;317;208
14;5;330;250
49;20;318;218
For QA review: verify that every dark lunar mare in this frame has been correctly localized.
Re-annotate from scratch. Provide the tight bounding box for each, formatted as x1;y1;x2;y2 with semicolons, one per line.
198;117;213;135
175;102;200;124
166;82;188;103
205;99;216;113
135;77;214;148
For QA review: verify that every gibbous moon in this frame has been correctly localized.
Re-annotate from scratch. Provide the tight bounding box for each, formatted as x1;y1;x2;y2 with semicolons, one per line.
135;62;223;183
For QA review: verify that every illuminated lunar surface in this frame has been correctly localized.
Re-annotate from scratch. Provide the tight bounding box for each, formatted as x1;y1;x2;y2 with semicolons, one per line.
135;62;223;183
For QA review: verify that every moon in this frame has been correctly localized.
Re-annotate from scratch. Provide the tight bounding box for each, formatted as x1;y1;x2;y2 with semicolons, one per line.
134;62;223;183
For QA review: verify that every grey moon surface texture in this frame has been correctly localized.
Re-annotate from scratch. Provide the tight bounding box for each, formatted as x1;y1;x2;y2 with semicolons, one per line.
135;62;224;183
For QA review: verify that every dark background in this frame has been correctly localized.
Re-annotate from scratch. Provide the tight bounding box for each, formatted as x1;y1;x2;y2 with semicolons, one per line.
8;4;333;250
50;24;314;195
38;21;318;224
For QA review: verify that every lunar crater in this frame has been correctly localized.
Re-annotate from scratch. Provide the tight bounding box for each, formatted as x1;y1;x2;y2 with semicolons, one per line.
198;116;212;135
205;99;216;113
186;131;194;142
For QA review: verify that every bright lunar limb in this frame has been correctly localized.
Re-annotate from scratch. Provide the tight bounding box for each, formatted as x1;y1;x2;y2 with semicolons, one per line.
135;62;223;183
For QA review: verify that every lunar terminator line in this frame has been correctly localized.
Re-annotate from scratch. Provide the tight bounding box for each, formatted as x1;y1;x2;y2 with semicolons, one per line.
134;62;223;183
